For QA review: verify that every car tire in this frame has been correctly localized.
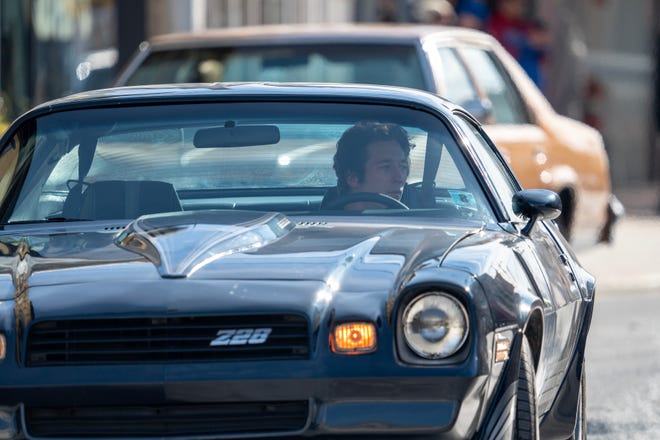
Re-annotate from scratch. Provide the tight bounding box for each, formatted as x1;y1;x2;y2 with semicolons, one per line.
568;365;587;439
558;189;574;241
516;337;539;440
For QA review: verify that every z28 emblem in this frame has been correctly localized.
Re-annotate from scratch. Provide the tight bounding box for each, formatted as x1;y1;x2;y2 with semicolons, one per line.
210;328;272;346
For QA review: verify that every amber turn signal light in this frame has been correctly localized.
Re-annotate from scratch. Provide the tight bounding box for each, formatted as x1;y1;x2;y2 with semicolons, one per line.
0;334;6;360
331;322;377;354
495;338;510;363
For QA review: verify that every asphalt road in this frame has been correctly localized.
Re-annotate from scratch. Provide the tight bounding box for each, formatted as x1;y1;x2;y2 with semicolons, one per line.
576;216;660;439
584;289;660;439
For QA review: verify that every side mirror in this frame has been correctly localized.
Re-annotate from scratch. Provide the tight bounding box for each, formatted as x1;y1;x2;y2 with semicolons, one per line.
461;98;492;123
512;189;562;236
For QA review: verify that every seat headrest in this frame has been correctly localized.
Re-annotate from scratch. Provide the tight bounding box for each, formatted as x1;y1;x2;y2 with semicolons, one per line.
66;180;182;220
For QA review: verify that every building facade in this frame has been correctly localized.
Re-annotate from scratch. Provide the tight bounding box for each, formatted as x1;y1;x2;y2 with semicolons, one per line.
0;0;657;192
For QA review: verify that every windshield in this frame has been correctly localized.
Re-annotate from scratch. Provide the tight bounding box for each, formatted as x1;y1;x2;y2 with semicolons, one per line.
125;44;427;90
0;101;494;224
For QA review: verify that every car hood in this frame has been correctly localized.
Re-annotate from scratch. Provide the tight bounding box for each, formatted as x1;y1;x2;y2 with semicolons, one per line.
0;210;482;302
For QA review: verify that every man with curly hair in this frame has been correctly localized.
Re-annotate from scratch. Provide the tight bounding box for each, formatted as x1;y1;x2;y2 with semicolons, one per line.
325;121;412;210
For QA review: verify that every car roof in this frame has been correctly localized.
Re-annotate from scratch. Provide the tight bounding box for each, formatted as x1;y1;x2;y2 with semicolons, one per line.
12;82;463;128
143;23;494;49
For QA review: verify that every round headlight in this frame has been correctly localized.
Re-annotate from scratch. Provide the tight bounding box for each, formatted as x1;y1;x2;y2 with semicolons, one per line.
402;292;469;359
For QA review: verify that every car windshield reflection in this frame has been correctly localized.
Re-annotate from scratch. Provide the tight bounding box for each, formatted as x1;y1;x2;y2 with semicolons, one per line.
0;101;493;225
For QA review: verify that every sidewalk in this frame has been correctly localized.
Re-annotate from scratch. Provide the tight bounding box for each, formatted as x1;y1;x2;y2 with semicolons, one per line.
576;215;660;294
575;185;660;295
611;185;659;217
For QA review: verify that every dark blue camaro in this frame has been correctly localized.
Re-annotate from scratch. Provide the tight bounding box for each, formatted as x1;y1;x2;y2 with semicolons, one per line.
0;83;592;439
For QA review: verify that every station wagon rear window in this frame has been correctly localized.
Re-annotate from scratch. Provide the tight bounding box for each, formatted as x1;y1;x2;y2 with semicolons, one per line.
126;44;427;90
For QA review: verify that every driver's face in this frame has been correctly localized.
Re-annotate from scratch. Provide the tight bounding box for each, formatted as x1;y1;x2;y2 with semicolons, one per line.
347;140;409;200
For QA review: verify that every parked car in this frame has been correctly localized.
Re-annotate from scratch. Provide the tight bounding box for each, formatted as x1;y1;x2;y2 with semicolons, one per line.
0;82;592;439
115;23;619;248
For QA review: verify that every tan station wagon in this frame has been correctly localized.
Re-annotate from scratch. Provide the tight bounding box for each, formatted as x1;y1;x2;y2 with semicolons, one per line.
115;24;619;247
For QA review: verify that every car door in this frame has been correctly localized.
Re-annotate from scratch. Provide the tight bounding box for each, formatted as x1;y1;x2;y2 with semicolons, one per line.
451;112;582;411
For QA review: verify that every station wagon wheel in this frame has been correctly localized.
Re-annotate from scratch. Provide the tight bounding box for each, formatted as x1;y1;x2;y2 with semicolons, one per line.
557;188;575;241
516;337;539;440
568;365;587;440
324;192;409;210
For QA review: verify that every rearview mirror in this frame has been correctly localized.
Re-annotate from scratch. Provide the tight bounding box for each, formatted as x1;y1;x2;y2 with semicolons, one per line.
194;123;280;148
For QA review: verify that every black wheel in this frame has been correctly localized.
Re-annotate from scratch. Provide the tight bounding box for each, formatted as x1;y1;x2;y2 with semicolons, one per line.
568;365;587;439
516;337;539;440
557;189;574;241
323;192;409;210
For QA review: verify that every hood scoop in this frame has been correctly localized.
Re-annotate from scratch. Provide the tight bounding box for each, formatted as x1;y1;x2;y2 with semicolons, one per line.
115;210;294;278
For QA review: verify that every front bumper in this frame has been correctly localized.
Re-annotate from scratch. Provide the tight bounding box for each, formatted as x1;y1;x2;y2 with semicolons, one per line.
0;359;495;439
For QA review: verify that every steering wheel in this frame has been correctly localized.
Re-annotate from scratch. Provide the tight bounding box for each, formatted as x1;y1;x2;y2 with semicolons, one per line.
324;192;409;210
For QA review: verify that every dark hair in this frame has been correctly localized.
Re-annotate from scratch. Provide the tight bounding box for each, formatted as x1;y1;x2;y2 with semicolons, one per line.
333;121;412;194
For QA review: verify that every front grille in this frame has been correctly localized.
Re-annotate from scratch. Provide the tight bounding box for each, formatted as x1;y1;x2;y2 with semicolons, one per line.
27;314;309;366
25;401;309;438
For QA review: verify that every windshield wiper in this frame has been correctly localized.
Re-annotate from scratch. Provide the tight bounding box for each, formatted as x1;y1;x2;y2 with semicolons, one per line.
44;216;93;222
0;217;93;227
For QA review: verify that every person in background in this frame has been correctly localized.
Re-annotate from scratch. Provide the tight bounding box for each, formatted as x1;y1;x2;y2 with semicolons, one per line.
455;0;490;29
486;0;550;90
422;0;458;25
